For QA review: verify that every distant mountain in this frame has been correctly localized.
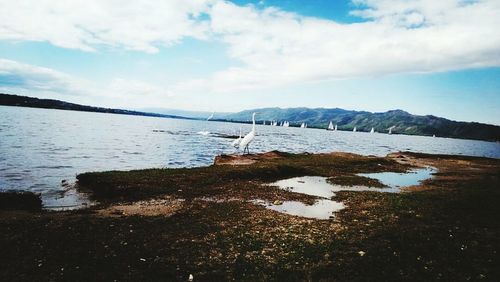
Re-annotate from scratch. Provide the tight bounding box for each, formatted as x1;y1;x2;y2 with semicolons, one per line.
0;93;190;120
141;108;232;120
2;94;499;142
220;107;500;142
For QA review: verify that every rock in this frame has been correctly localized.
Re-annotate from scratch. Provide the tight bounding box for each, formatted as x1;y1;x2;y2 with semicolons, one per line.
273;200;283;205
189;274;194;281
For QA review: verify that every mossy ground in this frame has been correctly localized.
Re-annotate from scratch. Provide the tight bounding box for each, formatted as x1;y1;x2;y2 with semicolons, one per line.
0;151;499;281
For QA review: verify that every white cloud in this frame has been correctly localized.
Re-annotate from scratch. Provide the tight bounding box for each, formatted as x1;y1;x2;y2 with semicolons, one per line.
0;0;214;53
0;58;174;108
198;0;500;92
0;58;90;95
1;0;499;95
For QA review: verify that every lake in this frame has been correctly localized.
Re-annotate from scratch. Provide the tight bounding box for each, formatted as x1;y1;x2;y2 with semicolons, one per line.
1;105;499;208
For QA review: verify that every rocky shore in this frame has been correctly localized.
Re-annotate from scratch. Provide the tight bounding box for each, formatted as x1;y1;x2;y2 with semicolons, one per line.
1;151;499;281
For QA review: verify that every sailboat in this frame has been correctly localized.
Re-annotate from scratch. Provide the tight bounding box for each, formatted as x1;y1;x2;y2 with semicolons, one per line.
388;128;392;135
353;127;357;132
284;121;289;127
370;127;374;133
300;122;305;128
334;124;337;131
327;121;334;130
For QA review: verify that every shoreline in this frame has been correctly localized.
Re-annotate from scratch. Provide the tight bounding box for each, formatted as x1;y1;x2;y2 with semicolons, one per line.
1;151;499;280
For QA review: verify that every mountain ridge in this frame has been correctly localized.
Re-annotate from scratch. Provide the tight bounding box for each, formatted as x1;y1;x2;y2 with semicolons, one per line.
1;93;499;142
219;107;500;141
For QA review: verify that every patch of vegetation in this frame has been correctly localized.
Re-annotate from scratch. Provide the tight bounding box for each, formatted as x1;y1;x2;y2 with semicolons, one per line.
76;152;405;204
327;175;387;188
0;191;42;211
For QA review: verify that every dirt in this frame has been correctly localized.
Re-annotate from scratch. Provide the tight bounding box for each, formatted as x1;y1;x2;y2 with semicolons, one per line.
1;151;499;281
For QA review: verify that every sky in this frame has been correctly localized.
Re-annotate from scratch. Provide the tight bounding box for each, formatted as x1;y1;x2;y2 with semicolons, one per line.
0;0;499;125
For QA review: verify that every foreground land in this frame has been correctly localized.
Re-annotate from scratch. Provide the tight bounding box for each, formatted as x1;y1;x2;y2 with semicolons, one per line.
1;151;499;281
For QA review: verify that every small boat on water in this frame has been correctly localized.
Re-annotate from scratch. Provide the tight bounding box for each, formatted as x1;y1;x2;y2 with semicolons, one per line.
327;121;334;130
300;122;306;128
334;124;337;131
370;127;375;133
353;127;357;132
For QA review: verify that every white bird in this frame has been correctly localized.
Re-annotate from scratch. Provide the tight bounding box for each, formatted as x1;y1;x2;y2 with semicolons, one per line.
239;112;257;154
231;128;242;148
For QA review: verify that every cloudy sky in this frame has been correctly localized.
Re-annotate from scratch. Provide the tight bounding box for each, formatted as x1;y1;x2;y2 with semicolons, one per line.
0;0;499;124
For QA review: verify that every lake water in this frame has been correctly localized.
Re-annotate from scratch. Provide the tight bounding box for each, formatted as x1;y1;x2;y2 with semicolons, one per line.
1;106;499;207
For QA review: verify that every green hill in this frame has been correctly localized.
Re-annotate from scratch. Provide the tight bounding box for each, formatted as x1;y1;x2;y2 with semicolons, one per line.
221;108;500;141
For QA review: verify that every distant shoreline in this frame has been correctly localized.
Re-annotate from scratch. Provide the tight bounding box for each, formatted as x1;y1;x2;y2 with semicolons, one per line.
0;93;193;121
2;93;499;142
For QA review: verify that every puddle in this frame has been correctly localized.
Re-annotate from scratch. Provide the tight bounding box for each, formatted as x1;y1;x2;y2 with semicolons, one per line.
260;167;435;219
252;199;345;220
358;167;435;191
267;167;435;197
267;176;337;198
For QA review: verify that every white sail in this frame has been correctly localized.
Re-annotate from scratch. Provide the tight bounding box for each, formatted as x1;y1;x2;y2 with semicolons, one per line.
353;127;357;132
300;122;305;128
334;124;337;131
328;121;333;130
370;127;374;133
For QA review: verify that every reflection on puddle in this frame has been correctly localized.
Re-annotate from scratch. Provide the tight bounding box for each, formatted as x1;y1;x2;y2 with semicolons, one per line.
268;176;336;198
260;167;435;219
252;199;345;220
358;167;435;191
